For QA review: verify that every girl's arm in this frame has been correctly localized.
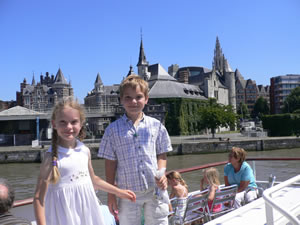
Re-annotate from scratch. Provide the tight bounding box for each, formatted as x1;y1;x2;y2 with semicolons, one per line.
207;185;217;202
156;153;167;190
33;153;52;225
87;154;136;201
200;177;205;191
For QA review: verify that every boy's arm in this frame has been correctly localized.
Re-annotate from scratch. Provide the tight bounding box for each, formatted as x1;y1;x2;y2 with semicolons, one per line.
156;153;168;190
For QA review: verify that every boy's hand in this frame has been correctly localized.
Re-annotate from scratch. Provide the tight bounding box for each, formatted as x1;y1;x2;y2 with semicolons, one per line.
155;174;168;190
107;193;119;219
116;189;136;202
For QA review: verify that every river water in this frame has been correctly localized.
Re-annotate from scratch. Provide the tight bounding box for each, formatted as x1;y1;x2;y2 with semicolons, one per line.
0;148;299;204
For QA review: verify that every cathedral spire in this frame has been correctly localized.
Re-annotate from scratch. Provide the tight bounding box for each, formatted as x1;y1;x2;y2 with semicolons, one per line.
136;32;151;80
31;73;35;85
137;31;148;67
212;36;224;73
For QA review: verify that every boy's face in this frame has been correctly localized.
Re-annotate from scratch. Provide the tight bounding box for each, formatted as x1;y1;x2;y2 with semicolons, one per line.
121;86;148;120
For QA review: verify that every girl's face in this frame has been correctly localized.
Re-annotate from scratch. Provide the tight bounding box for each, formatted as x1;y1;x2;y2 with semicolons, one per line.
52;106;82;148
167;178;177;187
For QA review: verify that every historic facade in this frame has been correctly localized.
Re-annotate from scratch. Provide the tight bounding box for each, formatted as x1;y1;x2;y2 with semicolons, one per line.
16;68;73;112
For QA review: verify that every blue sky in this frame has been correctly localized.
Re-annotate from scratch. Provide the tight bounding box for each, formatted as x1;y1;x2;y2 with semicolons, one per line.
0;0;299;102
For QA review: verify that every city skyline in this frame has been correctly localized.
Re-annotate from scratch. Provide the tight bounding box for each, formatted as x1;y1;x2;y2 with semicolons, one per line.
0;0;299;103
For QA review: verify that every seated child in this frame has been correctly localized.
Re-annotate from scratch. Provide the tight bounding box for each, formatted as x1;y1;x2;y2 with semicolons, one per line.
200;167;222;213
167;171;188;224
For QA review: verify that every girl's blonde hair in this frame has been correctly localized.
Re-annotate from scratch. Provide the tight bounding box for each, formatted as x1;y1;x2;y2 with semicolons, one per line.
119;74;149;98
203;167;220;186
50;97;86;184
166;170;188;190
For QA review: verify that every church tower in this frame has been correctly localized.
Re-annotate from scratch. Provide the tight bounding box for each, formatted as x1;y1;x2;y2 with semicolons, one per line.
94;72;104;93
137;37;151;80
212;36;225;76
224;58;236;111
52;68;73;100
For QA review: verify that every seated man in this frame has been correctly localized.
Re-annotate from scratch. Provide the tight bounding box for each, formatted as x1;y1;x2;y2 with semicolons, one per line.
0;178;31;225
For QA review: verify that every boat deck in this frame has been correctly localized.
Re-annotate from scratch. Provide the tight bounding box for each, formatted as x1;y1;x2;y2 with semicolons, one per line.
205;186;300;225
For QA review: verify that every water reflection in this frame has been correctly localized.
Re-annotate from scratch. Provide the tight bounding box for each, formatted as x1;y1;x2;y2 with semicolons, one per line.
0;148;299;204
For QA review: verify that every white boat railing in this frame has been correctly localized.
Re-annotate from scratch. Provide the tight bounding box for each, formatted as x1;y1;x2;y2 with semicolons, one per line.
263;174;300;225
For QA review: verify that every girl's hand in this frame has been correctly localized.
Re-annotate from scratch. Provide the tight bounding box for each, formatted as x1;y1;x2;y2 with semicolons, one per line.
155;175;168;190
116;189;136;202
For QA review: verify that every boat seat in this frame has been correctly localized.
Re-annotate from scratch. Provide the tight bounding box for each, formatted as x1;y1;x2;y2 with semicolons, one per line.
206;184;238;221
246;174;277;202
170;189;209;225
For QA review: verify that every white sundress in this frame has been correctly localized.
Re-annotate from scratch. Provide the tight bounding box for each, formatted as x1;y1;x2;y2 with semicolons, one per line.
45;141;105;225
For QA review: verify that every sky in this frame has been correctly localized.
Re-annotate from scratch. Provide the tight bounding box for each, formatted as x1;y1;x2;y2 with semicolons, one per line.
0;0;299;103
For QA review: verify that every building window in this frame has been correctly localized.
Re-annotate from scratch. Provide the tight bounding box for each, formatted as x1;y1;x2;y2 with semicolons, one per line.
214;91;218;100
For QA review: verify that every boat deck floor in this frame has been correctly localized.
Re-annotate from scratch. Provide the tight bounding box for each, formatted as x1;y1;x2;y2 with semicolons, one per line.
205;186;300;225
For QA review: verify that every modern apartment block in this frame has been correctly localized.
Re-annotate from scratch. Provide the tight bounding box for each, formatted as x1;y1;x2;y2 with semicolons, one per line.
270;74;300;114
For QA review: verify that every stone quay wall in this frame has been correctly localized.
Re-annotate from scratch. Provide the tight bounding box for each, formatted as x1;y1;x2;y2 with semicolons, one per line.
0;137;300;163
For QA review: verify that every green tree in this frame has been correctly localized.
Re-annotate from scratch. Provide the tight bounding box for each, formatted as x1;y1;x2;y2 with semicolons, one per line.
237;102;250;120
199;98;237;138
252;97;269;118
283;87;300;113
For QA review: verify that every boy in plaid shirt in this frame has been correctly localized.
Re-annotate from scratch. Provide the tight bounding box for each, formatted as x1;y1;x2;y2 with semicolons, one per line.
98;75;172;225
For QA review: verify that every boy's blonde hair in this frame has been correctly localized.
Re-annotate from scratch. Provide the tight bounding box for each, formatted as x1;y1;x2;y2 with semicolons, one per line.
119;75;149;98
50;97;86;184
230;147;247;163
203;167;220;186
166;170;188;190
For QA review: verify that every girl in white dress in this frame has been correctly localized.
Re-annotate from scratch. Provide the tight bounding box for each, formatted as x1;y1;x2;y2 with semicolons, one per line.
33;97;136;225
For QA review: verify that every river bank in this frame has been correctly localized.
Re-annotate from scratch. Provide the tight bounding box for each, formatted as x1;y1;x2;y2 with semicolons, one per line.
1;134;300;163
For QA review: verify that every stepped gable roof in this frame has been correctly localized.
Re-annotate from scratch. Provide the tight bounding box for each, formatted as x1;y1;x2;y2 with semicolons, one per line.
54;68;68;84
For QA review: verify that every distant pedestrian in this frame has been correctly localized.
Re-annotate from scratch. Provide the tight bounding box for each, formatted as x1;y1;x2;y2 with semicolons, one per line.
33;97;135;225
0;178;31;225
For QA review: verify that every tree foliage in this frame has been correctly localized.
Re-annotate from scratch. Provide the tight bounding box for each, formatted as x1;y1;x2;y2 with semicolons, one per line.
199;98;237;138
283;87;300;113
252;97;269;118
237;102;250;119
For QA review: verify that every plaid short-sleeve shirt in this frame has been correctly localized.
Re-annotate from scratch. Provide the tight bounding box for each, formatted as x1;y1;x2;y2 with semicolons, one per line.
98;114;172;192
